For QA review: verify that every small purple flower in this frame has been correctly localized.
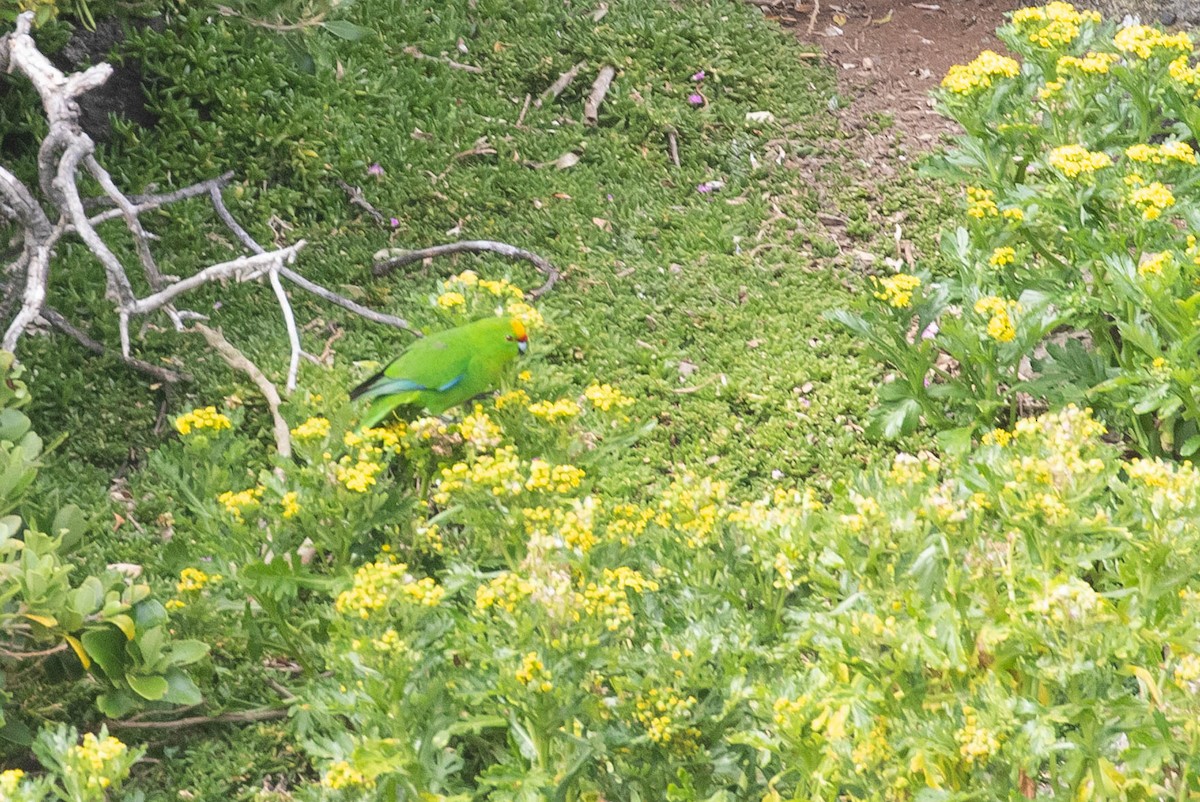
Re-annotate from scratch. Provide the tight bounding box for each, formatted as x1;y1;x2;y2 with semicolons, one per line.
390;217;400;227
691;70;706;82
920;320;939;340
367;162;384;176
688;93;704;105
606;193;614;202
697;182;715;194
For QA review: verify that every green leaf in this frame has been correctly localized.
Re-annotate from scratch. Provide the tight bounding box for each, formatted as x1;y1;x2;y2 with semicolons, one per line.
936;426;975;456
161;667;203;705
82;626;129;680
433;715;507;749
51;504;87;552
321;20;371;40
96;690;138;719
167;640;210;666
867;398;922;439
126;672;169;701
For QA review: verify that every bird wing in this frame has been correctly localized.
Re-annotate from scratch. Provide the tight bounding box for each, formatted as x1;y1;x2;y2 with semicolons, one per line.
349;338;469;402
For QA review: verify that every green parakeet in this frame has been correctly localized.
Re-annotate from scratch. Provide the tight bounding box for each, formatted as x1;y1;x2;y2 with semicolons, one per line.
350;315;528;428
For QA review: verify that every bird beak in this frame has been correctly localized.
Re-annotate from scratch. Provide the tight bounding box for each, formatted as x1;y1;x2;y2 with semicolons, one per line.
518;339;528;355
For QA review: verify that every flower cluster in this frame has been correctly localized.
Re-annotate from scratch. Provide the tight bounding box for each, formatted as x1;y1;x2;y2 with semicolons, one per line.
956;708;1002;764
526;459;586;493
988;246;1016;267
177;566;220;593
584;383;636;412
460;404;504;450
1126;142;1197;166
174;406;232;436
66;731;131;793
432;446;524;504
871;274;921;309
1113;24;1192;60
1047;144;1112;178
941;50;1020;95
1128;182;1175;220
335;561;445;619
336;456;384;493
515;651;554;692
1055;51;1118;76
965;187;999;219
974;296;1020;342
528;397;582;421
290;416;331;440
1170;55;1200;97
634;688;700;747
1137;250;1173;278
217;486;263;521
1011;2;1098;49
323;760;371;789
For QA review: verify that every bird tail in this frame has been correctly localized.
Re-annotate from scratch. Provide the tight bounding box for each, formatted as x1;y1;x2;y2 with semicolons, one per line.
349;366;389;401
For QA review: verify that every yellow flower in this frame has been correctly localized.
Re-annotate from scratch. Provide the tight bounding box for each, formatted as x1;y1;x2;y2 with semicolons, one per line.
1169;55;1200;97
336;458;384;493
460;403;504;449
1002;207;1025;222
515;651;554;692
528;397;582;421
1175;654;1200;687
507;300;544;330
322;760;372;789
0;769;25;795
177;566;221;593
217;486;263;521
942;50;1020;94
526;459;586;493
989;246;1017;267
479;278;525;299
450;269;479;286
966;186;999;219
280;490;301;518
1047;144;1112;178
335;561;444;619
518;370;532;382
174;406;232;436
1038;80;1064;100
436;291;466;310
956;707;1002;764
584;383;636;411
1056;51;1118;75
67;731;129;792
1137;250;1173;277
1011;2;1098;49
1114;24;1192;60
974;296;1020;342
493;388;530;410
871;273;921;309
1129;182;1175;220
1127;141;1198;165
290;416;330;440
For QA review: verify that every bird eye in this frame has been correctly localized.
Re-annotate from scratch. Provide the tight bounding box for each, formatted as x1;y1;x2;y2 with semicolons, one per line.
506;335;514;341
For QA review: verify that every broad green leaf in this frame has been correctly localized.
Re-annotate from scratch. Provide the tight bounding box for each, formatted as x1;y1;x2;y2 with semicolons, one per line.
126;672;169;700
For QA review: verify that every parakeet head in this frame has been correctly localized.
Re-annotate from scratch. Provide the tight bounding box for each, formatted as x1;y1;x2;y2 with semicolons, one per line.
509;317;528;355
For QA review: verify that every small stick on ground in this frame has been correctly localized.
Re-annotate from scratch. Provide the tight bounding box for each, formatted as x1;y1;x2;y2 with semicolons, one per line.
373;239;560;299
191;323;292;458
515;93;532;127
537;60;586;107
402;45;483;74
583;65;616;126
106;707;288;730
41;307;191;383
806;0;820;34
666;129;681;168
336;179;387;226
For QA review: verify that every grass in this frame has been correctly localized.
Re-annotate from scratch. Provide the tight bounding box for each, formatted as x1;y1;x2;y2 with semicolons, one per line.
4;0;957;795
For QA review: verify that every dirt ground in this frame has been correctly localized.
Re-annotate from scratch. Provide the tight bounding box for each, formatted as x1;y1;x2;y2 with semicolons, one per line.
762;0;1024;144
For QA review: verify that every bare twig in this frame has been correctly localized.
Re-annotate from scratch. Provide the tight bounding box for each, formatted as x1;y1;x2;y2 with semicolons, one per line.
402;45;482;74
279;266;418;334
269;268;303;392
107;707;288;730
373;240;560;299
583;65;616;126
41;307;190;383
515;93;532;127
806;0;820;34
666;129;681;168
335;179;387;225
0;642;68;659
537;60;586;107
191;324;292;458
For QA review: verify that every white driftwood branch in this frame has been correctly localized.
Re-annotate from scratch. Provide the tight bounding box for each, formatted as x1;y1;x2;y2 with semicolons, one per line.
373;239;561;299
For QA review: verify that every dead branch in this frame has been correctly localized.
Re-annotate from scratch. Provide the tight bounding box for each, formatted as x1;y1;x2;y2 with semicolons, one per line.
106;706;288;730
806;0;820;34
191;324;291;458
402;45;483;74
41;307;191;384
583;65;616;126
335;179;387;226
373;240;560;299
666;129;681;168
537;60;586;107
515;93;532;127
